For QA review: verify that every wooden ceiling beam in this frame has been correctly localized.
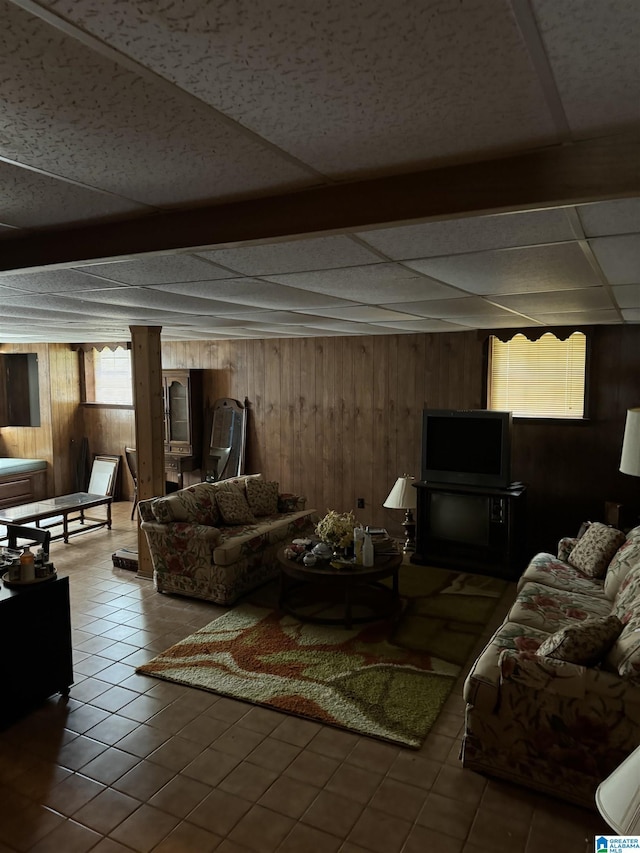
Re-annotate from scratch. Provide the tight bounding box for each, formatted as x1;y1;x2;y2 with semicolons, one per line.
2;132;638;274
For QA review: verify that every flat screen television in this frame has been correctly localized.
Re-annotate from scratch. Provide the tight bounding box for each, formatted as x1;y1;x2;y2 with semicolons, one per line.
421;409;513;489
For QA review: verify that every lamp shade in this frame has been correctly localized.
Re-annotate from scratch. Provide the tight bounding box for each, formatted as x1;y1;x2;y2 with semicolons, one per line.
620;408;640;477
383;476;417;510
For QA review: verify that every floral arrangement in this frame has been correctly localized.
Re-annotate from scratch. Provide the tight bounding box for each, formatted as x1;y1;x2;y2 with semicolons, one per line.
315;510;357;548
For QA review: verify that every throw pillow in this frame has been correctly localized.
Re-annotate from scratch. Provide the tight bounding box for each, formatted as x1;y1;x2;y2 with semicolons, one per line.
536;614;623;666
180;483;221;526
215;484;256;525
246;479;279;517
568;522;626;578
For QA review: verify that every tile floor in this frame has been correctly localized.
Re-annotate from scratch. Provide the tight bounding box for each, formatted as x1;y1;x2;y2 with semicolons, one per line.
0;502;609;852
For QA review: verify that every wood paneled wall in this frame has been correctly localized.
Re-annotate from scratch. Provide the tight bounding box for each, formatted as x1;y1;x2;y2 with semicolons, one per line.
3;326;639;566
161;333;484;536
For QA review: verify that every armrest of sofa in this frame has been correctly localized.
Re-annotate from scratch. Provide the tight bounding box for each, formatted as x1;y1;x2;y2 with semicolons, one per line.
278;493;307;512
138;499;156;523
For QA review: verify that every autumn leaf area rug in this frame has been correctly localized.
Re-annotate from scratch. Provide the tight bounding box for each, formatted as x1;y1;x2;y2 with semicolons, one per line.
137;565;508;749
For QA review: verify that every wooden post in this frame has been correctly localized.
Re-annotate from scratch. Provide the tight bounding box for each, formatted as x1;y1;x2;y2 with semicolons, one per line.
130;326;164;580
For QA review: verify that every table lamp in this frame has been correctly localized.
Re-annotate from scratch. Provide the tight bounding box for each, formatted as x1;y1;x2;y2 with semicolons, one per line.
596;743;640;834
383;475;417;553
620;407;640;478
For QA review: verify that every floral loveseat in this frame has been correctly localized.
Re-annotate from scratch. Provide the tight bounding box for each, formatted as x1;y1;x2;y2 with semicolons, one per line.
461;521;640;808
139;474;316;605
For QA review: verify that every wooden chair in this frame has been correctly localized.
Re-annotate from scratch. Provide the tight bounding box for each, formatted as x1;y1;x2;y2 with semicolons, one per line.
124;447;138;520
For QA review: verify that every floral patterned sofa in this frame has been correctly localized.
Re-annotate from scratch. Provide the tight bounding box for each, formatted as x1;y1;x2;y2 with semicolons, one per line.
138;474;316;605
461;521;640;808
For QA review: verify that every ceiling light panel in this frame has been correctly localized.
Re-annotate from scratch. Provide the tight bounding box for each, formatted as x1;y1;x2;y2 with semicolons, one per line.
1;1;314;207
196;235;380;275
590;235;640;285
356;208;577;258
405;243;603;295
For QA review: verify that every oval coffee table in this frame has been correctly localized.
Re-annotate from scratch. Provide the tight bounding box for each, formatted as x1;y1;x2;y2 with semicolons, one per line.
277;546;402;629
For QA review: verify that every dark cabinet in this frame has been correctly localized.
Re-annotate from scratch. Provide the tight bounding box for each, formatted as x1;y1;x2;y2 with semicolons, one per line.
162;369;203;487
411;481;527;580
0;575;73;728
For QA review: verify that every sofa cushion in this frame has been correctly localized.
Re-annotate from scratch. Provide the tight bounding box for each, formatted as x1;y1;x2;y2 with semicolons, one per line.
517;552;604;596
246;479;279;517
568;522;626;578
536;614;623;666
604;532;640;601
215;484;256;525
508;581;610;633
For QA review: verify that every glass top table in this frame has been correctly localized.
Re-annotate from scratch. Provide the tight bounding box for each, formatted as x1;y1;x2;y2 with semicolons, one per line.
0;492;112;543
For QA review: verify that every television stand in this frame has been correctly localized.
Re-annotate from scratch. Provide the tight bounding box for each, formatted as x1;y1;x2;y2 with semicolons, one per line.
411;481;527;580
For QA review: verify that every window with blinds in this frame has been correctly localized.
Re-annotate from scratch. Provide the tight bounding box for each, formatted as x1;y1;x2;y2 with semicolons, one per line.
488;332;587;419
82;346;133;405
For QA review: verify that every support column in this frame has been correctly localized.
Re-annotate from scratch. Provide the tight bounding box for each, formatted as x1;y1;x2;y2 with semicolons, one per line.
130;326;165;580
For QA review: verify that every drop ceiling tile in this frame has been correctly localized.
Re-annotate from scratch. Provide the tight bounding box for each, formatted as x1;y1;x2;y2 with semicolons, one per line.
290;319;373;334
406;243;602;295
43;0;559;175
371;319;468;332
494;287;615;314
196;236;380;275
71;286;245;315
0;269;125;293
212;310;321;325
590;235;640;285
449;315;543;329
0;160;147;228
152;278;361;311
265;263;457;303
357;208;577;259
297;306;427;323
532;309;622;325
1;2;314;208
621;309;640;322
577;198;640;237
74;255;232;285
379;296;512;319
532;0;640;135
612;284;640;309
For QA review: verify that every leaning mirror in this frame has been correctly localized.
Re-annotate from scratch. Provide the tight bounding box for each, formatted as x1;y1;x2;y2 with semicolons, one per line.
203;398;247;481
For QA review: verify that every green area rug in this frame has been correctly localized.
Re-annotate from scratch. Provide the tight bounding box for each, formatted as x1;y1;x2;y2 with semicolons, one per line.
137;565;507;748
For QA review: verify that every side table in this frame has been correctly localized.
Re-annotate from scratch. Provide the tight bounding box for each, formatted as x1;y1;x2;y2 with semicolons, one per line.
0;574;73;728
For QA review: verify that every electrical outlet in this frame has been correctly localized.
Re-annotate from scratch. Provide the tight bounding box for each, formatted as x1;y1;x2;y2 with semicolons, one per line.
357;498;365;508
